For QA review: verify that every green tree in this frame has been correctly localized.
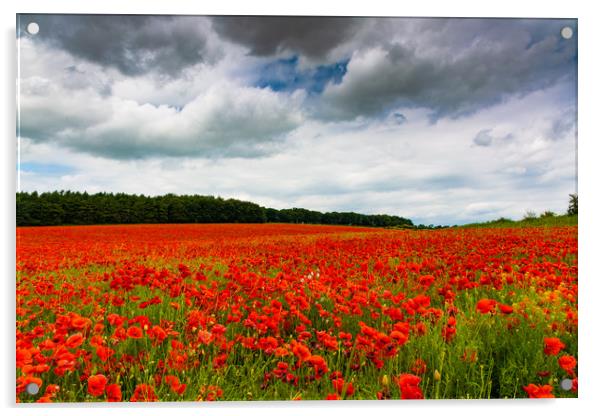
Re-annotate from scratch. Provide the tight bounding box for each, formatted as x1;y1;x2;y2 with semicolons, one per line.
15;191;414;228
568;193;578;215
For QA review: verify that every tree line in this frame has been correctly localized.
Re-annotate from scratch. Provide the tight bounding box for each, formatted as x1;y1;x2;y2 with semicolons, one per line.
16;191;414;228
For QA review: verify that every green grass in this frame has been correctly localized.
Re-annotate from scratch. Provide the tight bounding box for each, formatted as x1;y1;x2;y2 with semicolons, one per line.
461;214;577;229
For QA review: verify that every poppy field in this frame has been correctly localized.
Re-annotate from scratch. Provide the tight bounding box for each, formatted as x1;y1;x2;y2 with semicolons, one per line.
16;223;577;402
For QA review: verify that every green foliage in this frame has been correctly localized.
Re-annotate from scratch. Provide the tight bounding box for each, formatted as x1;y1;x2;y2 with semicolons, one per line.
462;214;577;229
15;191;413;228
567;194;578;216
523;211;537;221
540;211;556;218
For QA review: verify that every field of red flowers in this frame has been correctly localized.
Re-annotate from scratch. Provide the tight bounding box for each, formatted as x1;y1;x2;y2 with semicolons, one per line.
16;223;577;402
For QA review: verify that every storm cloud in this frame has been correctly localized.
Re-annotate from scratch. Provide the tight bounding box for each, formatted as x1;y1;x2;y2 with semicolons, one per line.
319;18;577;121
210;16;363;60
19;14;219;76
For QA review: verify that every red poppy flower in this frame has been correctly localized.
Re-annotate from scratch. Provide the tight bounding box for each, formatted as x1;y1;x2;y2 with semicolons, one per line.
390;330;409;346
16;375;42;394
397;373;424;399
213;353;228;369
197;329;212;345
149;325;168;344
292;342;311;361
106;384;122;402
96;346;115;362
64;333;85;349
543;337;565;356
127;326;143;339
107;313;125;327
414;322;427;336
211;324;227;336
418;275;435;287
498;304;514;314
523;384;555;398
332;378;354;397
71;316;91;330
305;355;329;379
558;355;577;375
87;374;107;397
165;375;186;395
411;358;428;375
130;384;157;402
476;299;497;314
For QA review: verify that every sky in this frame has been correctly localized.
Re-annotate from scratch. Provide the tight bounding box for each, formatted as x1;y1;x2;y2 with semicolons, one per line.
16;15;577;225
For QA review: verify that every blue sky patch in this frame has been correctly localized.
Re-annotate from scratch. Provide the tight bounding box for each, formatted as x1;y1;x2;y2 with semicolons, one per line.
19;162;75;176
255;55;348;94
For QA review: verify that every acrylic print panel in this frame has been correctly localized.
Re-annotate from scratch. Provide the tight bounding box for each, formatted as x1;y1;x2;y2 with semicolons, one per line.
16;15;577;402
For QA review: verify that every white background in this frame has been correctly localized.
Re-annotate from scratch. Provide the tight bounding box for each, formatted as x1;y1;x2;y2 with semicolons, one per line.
2;1;600;415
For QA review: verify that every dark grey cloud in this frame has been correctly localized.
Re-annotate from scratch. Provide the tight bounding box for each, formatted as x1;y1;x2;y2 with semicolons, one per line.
19;15;577;123
210;16;363;59
19;14;216;76
319;18;577;121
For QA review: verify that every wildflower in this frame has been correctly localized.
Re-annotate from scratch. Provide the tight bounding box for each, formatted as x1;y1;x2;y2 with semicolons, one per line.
64;333;85;349
96;346;115;362
397;374;424;399
165;375;186;395
476;299;497;314
197;329;212;345
149;325;168;344
411;358;427;375
543;337;565;356
332;378;354;397
197;385;223;401
523;384;555;398
305;355;329;379
418;275;435;287
127;326;143;339
16;375;42;394
390;330;409;346
498;303;514;314
87;374;107;397
130;384;157;402
558;355;577;375
213;353;228;369
106;384;122;402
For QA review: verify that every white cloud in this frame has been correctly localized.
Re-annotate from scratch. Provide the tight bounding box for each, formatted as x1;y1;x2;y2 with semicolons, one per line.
19;39;305;159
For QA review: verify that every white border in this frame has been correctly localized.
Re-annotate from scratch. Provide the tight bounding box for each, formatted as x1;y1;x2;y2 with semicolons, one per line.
3;1;600;416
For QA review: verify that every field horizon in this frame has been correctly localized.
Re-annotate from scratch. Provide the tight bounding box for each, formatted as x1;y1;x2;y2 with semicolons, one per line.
16;190;578;229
